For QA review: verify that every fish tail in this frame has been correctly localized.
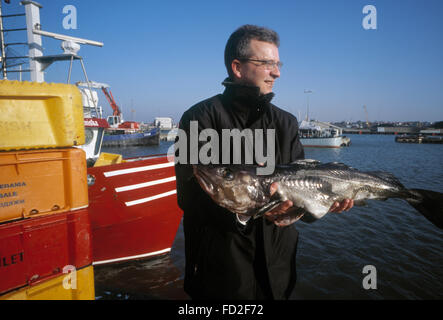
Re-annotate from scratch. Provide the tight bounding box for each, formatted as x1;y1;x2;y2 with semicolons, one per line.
405;188;443;229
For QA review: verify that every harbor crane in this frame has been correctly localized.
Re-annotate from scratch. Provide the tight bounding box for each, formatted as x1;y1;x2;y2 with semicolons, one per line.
77;80;140;131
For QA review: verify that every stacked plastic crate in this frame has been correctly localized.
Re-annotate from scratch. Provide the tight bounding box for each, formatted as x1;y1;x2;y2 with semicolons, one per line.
0;80;95;300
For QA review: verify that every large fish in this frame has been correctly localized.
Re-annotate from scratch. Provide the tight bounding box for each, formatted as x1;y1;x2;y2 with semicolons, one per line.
193;160;443;229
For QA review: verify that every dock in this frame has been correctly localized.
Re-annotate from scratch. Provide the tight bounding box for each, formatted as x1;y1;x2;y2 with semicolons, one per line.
160;128;178;141
395;135;443;144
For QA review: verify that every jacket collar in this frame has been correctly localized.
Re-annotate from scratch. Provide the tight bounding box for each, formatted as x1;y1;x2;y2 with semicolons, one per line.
221;78;274;115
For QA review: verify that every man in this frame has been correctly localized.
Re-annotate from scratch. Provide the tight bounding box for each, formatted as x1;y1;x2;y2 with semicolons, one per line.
175;25;353;300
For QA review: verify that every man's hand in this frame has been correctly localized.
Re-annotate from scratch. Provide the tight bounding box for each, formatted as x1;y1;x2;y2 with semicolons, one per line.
264;182;303;227
264;182;354;227
329;199;354;213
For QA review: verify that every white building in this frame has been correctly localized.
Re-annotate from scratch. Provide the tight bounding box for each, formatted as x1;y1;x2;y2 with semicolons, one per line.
154;117;173;129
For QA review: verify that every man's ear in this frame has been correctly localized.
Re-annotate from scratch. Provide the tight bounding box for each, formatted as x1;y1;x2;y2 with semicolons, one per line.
231;59;242;79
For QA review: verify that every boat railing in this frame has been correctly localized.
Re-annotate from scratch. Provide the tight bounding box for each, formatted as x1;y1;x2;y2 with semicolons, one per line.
300;128;341;139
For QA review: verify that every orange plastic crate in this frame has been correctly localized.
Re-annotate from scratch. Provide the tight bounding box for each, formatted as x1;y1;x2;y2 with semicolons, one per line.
0;148;88;223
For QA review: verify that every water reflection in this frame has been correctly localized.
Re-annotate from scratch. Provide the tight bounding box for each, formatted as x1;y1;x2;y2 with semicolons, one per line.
95;254;189;300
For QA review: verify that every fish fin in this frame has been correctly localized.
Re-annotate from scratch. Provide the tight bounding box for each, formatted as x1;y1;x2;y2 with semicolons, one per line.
406;188;443;229
320;162;356;171
369;171;405;188
252;200;282;219
291;159;321;165
300;211;318;223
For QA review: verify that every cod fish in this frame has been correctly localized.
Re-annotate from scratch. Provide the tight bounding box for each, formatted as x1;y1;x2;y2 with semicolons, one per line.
193;160;443;229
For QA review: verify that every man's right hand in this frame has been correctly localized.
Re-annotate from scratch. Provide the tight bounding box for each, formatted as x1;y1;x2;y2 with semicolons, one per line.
264;182;303;227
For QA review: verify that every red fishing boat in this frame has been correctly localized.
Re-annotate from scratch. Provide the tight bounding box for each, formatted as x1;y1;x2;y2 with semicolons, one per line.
87;154;181;265
79;82;182;267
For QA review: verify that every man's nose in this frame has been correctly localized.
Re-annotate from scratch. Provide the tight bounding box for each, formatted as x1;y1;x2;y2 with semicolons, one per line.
270;65;280;78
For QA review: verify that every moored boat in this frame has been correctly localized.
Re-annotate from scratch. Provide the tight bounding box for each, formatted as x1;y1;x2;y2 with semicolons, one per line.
300;136;345;148
77;80;161;148
299;120;351;148
79;81;181;265
102;128;160;147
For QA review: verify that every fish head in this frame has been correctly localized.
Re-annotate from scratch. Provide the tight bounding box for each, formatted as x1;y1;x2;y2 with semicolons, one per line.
193;165;269;215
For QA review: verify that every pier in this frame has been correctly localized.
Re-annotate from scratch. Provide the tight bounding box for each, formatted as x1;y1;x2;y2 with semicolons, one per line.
395;135;443;144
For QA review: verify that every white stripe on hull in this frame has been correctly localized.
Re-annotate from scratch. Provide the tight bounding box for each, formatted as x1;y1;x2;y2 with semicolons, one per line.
103;161;174;177
125;189;177;207
92;248;171;265
115;176;176;192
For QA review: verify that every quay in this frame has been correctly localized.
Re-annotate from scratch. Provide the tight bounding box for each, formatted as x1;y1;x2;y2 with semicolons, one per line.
160;128;178;141
395;135;443;144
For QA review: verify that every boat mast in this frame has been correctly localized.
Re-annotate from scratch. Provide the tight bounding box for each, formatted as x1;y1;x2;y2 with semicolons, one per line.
21;0;44;82
304;89;313;121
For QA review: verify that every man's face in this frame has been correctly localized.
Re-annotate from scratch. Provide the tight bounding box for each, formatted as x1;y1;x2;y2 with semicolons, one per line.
233;39;281;95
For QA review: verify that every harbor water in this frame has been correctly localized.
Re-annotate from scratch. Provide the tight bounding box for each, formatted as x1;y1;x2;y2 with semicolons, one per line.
95;134;443;300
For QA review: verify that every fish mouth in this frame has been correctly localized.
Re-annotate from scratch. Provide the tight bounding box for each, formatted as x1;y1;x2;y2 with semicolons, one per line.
193;166;215;196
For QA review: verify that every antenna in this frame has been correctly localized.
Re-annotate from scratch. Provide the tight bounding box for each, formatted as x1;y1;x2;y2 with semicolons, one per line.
21;0;103;82
130;99;135;121
32;29;103;47
363;105;370;128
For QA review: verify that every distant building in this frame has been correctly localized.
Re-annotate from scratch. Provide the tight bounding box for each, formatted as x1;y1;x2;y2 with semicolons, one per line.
420;128;443;135
377;127;419;134
154;117;173;129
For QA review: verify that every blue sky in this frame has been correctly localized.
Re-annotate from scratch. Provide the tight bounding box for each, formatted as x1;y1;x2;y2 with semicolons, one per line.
2;0;443;123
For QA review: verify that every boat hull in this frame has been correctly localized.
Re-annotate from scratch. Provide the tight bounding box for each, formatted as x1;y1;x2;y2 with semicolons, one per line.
300;136;344;148
87;155;183;265
102;129;160;147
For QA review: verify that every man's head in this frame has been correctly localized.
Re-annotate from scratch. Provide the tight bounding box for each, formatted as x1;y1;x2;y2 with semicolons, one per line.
224;25;282;95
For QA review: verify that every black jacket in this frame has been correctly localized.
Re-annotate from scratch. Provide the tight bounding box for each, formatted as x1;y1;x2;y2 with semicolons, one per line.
175;80;305;299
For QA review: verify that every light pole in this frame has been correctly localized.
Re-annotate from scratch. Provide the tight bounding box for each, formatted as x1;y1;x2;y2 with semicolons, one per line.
304;90;312;121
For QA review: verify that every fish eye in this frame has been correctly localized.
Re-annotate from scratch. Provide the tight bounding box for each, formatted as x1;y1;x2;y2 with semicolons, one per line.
224;171;234;181
218;168;234;181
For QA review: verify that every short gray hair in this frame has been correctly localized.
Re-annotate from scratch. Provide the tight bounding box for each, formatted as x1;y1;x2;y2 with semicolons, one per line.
224;24;280;78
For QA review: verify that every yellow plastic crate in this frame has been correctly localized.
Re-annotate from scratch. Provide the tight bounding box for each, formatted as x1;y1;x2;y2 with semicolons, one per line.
0;265;95;300
93;152;123;167
0;80;85;150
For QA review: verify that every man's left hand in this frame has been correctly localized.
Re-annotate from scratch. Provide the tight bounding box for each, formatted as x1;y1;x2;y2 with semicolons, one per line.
329;199;354;213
